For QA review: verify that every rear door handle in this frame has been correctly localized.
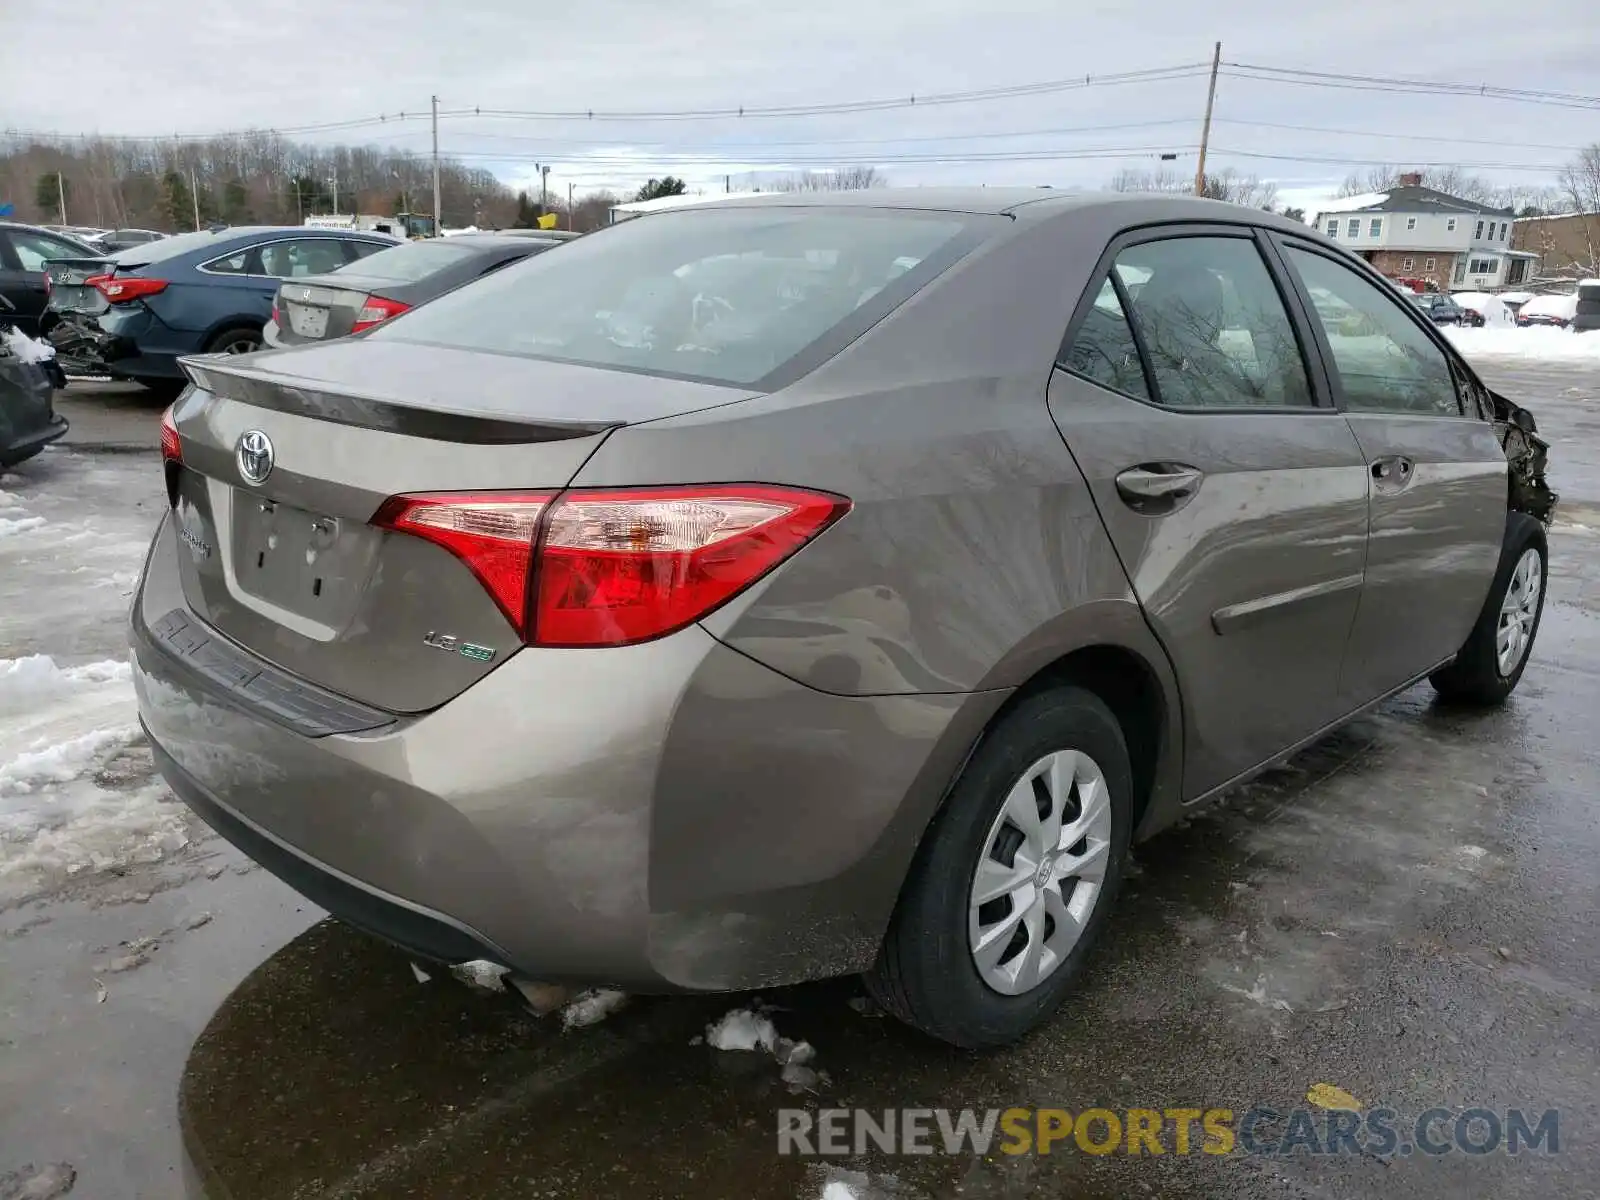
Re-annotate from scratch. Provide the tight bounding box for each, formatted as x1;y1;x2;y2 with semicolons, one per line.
1116;464;1205;510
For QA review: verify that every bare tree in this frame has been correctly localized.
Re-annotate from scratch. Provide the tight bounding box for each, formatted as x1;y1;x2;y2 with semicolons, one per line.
1109;166;1276;209
771;165;884;192
1335;165;1500;205
1559;144;1600;276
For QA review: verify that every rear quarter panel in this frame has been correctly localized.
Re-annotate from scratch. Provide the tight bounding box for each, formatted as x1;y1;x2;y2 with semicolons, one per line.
571;203;1190;844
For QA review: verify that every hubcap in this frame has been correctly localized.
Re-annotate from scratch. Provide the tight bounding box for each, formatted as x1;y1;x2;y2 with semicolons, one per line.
968;749;1113;996
1496;547;1542;676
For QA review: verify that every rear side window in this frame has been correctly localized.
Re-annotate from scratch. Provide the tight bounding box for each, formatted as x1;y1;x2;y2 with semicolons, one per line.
7;230;90;270
258;239;350;279
1060;279;1150;401
369;208;975;386
1284;247;1461;417
1114;237;1313;409
204;250;251;275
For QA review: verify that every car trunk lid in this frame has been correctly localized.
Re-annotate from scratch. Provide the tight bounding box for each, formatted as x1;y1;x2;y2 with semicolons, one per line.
166;339;755;712
276;278;376;344
43;256;117;316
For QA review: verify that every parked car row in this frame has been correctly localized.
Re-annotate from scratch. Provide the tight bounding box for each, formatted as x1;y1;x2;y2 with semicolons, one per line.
28;223;576;395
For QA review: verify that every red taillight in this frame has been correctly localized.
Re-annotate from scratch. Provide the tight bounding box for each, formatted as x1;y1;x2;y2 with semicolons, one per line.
374;485;850;647
373;492;553;631
351;295;410;333
270;302;280;326
160;406;182;464
93;275;167;304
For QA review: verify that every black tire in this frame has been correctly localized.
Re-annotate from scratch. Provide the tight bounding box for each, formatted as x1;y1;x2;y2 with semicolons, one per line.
1430;513;1547;705
204;325;264;356
866;686;1133;1048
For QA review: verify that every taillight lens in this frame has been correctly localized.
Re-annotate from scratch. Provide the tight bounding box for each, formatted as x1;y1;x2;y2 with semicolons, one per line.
351;295;410;333
373;492;553;631
373;485;850;647
159;406;182;464
93;275;167;304
270;302;280;326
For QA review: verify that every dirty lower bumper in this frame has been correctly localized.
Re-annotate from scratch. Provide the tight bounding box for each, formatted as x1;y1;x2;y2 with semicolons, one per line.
132;514;1001;991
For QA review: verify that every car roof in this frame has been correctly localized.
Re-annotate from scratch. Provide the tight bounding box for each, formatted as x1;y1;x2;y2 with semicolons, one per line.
650;189;1325;237
441;233;566;249
0;220;103;251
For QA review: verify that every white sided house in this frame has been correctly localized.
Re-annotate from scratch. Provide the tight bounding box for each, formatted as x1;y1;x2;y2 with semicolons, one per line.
1306;174;1536;292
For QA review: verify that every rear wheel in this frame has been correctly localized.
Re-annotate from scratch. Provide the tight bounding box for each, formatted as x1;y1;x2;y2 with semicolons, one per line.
1430;513;1547;705
867;686;1132;1048
205;326;264;356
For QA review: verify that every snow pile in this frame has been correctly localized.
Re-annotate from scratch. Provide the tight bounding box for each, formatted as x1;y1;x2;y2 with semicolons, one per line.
0;515;46;537
707;1007;780;1052
561;988;629;1030
1451;292;1515;327
0;653;190;897
1445;325;1600;361
1;326;57;364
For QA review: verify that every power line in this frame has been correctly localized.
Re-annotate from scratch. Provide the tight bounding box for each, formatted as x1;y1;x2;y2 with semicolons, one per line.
436;145;1194;168
1212;147;1568;172
1220;63;1600;111
376;116;1199;151
445;65;1212;123
1214;117;1588;154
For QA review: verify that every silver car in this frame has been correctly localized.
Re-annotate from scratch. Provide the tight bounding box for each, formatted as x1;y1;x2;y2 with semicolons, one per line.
133;191;1555;1047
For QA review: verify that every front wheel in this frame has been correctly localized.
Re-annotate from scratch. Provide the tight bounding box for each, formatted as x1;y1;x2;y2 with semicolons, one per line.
1430;513;1547;705
866;686;1133;1048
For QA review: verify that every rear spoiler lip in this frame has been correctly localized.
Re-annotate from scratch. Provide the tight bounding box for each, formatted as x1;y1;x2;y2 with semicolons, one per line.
178;354;621;446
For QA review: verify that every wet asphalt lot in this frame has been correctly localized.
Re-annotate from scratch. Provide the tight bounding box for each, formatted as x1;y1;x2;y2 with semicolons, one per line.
2;363;1598;1200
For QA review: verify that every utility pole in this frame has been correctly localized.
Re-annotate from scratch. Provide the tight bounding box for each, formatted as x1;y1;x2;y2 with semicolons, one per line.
190;167;200;231
56;171;68;224
1194;41;1221;197
431;95;442;236
540;163;550;213
330;166;339;216
725;174;731;195
567;181;574;231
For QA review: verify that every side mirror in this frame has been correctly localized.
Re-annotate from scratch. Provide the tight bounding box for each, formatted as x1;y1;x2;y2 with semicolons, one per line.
1512;408;1538;434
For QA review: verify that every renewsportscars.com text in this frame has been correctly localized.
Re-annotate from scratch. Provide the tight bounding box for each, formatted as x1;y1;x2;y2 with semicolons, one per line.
778;1106;1560;1158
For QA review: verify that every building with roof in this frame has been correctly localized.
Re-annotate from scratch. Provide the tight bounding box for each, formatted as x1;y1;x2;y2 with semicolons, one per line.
1305;174;1536;291
1512;210;1600;283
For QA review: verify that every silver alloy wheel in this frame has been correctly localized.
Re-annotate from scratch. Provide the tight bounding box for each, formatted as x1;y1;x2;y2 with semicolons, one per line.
218;334;260;355
968;749;1113;996
1496;547;1542;676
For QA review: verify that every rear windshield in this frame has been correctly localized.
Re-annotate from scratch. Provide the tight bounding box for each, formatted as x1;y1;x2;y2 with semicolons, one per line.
111;229;250;265
369;208;975;386
342;239;484;283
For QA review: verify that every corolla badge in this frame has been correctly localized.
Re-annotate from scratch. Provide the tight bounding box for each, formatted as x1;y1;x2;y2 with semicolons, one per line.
235;430;274;486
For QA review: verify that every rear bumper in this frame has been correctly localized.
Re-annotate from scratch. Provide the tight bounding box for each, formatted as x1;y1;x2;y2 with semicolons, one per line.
0;413;68;465
132;514;998;991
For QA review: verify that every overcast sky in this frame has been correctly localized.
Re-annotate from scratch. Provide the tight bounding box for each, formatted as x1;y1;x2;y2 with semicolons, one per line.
4;0;1597;209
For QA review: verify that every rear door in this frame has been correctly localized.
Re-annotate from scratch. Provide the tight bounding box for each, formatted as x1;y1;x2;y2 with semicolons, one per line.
1048;226;1371;798
1272;239;1506;703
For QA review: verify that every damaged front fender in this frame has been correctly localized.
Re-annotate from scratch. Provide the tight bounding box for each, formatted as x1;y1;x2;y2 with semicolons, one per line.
1489;389;1559;525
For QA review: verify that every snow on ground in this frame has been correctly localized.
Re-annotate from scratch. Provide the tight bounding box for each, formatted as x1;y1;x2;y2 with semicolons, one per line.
561;988;629;1030
1445;326;1600;362
0;452;191;900
0;653;190;900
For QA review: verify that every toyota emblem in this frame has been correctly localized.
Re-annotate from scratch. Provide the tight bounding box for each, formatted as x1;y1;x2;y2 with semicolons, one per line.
236;430;274;486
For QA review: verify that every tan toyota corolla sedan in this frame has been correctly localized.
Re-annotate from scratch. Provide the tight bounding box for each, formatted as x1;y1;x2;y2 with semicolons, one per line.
133;191;1556;1047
